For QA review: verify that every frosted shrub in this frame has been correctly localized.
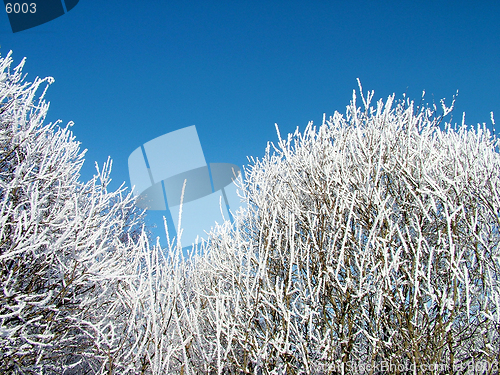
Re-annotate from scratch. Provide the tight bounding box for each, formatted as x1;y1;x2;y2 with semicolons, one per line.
0;50;226;374
0;51;147;373
198;82;500;373
2;47;498;374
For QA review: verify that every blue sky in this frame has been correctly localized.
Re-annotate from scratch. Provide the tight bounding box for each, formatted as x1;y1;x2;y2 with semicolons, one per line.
1;0;499;242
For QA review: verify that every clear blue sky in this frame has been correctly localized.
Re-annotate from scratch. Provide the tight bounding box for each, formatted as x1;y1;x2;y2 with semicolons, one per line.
1;0;499;241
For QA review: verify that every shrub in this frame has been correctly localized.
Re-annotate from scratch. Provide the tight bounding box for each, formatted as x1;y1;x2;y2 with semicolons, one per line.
2;47;498;374
196;82;500;373
0;51;145;374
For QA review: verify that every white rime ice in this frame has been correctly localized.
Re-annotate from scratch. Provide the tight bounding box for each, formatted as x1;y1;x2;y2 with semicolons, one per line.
186;81;500;373
0;51;150;373
1;52;499;374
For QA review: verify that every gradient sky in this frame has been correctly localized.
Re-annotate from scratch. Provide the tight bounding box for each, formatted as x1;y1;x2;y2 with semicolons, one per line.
1;0;499;242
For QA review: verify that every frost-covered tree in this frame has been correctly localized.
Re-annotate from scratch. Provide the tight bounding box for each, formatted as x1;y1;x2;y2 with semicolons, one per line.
192;82;500;373
0;51;148;373
4;46;498;374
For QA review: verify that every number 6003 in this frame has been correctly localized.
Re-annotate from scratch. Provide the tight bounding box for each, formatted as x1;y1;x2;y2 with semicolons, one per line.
5;3;37;14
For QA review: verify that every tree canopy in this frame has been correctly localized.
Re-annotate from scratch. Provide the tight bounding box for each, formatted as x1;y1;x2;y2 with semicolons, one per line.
1;51;498;374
